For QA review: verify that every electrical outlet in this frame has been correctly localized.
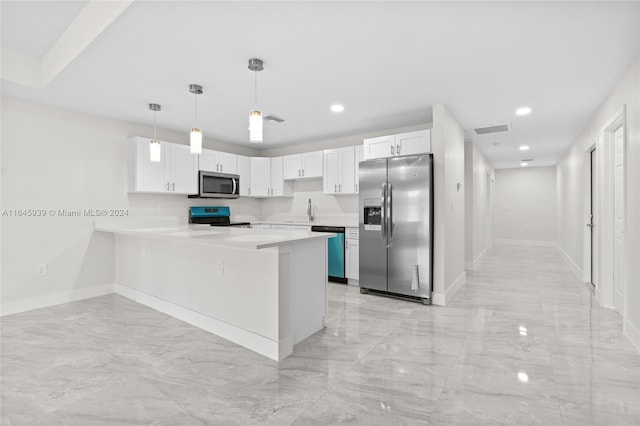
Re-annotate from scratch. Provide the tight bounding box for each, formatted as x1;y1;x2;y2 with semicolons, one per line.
157;204;164;213
36;264;47;276
216;260;224;275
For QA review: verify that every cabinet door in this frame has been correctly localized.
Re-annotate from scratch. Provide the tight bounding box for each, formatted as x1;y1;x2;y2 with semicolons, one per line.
354;145;364;193
323;149;340;194
130;137;168;193
363;135;395;160
283;154;302;180
339;147;356;193
345;239;359;280
218;152;237;173
396;130;431;156
270;157;292;196
302;151;323;178
237;155;251;196
169;143;198;194
250;157;271;197
199;150;219;172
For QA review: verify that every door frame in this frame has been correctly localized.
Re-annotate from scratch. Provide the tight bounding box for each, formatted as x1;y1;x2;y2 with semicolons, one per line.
582;143;597;289
590;105;627;310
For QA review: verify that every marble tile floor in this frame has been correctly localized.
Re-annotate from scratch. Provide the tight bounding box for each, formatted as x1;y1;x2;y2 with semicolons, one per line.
2;243;639;425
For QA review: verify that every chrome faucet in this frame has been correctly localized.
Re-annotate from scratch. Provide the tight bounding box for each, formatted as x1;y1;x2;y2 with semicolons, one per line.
307;198;315;222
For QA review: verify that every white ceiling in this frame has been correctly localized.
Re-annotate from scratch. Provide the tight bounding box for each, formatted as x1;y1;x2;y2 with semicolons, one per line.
1;1;638;169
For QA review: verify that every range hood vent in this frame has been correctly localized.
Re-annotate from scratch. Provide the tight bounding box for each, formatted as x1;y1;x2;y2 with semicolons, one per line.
264;114;285;123
472;123;510;135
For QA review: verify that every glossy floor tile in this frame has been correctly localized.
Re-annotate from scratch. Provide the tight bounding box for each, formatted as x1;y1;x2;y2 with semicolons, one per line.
2;243;639;425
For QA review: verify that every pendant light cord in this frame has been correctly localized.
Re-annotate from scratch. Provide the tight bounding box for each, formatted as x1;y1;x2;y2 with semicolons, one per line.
194;93;198;125
153;109;157;140
254;71;258;107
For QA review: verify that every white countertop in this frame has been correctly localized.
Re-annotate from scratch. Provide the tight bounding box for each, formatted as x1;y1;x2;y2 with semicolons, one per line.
95;223;335;250
253;219;359;228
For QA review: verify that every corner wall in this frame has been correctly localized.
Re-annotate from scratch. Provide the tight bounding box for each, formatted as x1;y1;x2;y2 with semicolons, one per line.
464;142;494;269
432;104;466;305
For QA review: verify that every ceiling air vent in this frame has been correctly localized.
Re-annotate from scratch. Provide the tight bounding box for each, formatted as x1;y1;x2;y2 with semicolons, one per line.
264;114;285;123
472;123;510;135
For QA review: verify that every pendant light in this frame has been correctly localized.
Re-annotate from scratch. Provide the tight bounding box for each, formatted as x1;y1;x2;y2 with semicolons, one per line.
189;84;203;154
248;58;264;143
149;103;161;162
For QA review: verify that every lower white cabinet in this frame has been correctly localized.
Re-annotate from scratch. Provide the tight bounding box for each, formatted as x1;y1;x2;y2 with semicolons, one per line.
128;137;198;194
345;227;359;281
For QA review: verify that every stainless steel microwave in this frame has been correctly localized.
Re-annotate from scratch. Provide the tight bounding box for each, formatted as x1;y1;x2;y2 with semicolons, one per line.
189;171;240;199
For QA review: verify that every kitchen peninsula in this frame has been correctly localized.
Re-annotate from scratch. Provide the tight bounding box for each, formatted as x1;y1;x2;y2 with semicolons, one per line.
96;222;334;361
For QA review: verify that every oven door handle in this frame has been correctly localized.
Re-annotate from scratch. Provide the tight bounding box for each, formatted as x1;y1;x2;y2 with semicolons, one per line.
232;178;237;195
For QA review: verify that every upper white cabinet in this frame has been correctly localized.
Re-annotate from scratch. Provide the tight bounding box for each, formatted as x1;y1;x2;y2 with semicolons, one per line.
363;129;431;160
355;145;364;193
323;147;356;194
199;149;237;174
249;157;292;197
128;137;197;194
283;151;323;180
237;155;251;196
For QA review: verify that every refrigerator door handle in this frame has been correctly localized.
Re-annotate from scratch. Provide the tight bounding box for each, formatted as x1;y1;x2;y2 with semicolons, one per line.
387;183;393;242
381;183;387;242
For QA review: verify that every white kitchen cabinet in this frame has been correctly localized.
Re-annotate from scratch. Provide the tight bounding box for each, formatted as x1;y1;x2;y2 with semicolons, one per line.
249;157;271;197
363;129;431;160
323;147;355;194
283;151;323;180
270;157;293;197
199;149;237;174
345;227;359;281
168;143;199;194
355;145;364;193
248;157;292;197
128;137;197;194
237;155;251;196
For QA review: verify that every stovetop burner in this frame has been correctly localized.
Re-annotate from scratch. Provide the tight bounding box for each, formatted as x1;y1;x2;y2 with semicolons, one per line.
189;206;250;228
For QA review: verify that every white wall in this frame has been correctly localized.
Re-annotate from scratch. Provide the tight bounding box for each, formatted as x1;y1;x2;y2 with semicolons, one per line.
0;97;262;315
556;59;640;351
464;142;494;269
493;166;556;244
432;104;466;305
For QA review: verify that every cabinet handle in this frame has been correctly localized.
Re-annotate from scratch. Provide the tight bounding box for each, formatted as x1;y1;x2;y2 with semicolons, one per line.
302;169;305;177
339;184;342;192
391;145;395;155
166;182;170;191
334;184;337;192
172;182;175;191
397;143;401;155
298;169;301;177
220;164;223;172
356;183;358;192
248;188;251;195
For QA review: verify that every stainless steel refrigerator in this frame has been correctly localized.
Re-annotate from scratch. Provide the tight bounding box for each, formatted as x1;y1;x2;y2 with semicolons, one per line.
359;154;433;304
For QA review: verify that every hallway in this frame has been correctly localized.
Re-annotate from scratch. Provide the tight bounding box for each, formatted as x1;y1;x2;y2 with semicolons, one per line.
1;244;639;425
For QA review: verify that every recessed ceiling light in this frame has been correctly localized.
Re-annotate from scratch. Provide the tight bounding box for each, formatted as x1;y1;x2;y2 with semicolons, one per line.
515;106;532;116
519;145;530;151
520;162;529;167
330;104;345;113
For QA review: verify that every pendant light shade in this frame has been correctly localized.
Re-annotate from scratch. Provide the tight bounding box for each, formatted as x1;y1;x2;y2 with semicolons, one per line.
190;127;202;154
149;103;162;162
248;58;264;143
189;84;203;155
249;109;263;143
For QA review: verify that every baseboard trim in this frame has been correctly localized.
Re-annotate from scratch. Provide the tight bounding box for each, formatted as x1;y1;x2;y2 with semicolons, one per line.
432;271;466;306
114;284;282;361
624;318;640;354
466;248;488;271
493;239;557;247
557;245;584;281
0;284;115;317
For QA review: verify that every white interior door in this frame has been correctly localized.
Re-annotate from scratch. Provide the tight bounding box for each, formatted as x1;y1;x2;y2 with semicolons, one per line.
613;126;625;314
